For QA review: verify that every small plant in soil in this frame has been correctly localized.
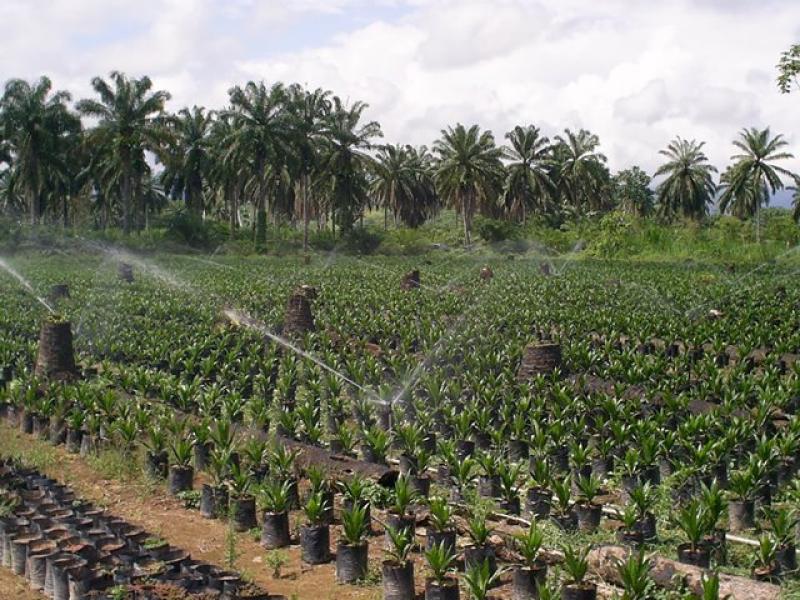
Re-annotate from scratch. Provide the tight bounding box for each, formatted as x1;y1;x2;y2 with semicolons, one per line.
467;511;493;546
258;478;292;513
266;550;289;579
514;519;544;566
561;543;595;596
752;534;780;581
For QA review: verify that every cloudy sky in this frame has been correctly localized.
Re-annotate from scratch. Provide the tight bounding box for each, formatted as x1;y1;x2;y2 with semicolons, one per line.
3;0;800;193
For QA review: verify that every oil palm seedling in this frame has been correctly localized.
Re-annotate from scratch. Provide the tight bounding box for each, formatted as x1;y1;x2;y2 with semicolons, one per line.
425;496;456;556
168;437;194;495
299;491;331;565
424;541;459;600
512;518;546;600
258;478;292;549
383;526;415;600
336;504;369;583
561;543;596;600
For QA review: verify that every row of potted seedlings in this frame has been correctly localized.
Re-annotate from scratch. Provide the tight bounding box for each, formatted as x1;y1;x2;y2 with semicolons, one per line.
0;459;265;599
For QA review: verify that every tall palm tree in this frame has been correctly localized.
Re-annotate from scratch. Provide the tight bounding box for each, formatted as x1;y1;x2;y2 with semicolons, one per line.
434;124;504;246
0;77;79;224
502;125;554;221
718;127;795;242
552;128;609;214
162;106;214;216
223;81;289;249
654;137;717;221
320;97;382;234
285;84;331;251
76;71;171;234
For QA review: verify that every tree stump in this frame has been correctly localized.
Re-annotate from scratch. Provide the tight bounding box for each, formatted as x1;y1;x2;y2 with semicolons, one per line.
283;292;315;336
400;270;420;290
118;263;134;283
517;343;562;380
35;320;77;381
480;267;494;281
49;284;69;301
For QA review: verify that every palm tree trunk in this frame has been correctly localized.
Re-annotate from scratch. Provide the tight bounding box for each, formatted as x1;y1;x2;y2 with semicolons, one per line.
302;173;310;253
121;169;132;235
462;191;472;248
29;188;38;226
63;194;69;228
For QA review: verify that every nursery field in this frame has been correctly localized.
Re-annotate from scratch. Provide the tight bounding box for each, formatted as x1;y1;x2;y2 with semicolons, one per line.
1;250;800;600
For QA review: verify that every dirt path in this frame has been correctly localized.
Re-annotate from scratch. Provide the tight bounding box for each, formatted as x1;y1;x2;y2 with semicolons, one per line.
0;424;379;600
0;569;45;600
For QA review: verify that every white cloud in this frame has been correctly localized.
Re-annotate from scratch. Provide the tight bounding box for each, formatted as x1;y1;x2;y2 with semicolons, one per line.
2;0;800;183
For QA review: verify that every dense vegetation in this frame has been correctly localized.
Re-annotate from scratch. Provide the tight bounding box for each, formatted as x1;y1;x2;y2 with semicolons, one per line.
1;254;800;597
1;69;799;254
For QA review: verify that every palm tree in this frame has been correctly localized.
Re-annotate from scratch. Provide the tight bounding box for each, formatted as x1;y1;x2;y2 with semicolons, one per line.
285;84;331;251
434;124;504;246
552;129;610;214
320;97;382;234
76;71;171;234
223;81;289;249
0;77;79;224
654;137;717;221
502;125;554;222
162;106;214;216
718;127;796;242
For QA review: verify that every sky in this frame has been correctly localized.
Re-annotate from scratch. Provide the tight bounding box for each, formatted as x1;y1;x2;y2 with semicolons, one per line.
2;0;800;203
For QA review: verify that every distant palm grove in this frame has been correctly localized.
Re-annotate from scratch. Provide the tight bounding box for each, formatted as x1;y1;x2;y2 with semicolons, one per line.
1;72;799;249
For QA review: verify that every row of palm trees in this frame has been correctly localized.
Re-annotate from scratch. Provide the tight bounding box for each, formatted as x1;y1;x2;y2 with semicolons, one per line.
1;72;798;247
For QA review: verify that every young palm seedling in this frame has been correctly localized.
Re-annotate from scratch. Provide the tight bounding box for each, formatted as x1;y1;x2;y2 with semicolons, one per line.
561;543;596;600
299;491;331;565
168;437;194;495
424;541;459;600
512;519;546;600
336;504;369;583
426;496;456;556
463;558;504;600
258;478;292;549
465;510;496;574
383;526;415;600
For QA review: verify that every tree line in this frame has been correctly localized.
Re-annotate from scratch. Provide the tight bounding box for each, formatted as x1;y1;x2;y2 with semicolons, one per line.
1;71;798;248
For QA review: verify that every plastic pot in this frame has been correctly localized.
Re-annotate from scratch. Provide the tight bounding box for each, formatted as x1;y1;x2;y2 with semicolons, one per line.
385;512;415;548
425;528;456;556
231;495;257;532
383;559;414;600
167;465;194;495
512;562;547;600
261;511;290;549
424;576;459;600
525;487;551;518
728;499;755;532
574;502;602;533
65;429;82;454
335;540;368;583
300;524;331;564
776;543;796;573
464;544;496;575
677;543;710;568
478;475;501;498
562;582;598;600
551;511;578;533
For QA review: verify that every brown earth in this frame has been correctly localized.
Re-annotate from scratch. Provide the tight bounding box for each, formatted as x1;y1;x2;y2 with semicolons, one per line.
0;424;379;600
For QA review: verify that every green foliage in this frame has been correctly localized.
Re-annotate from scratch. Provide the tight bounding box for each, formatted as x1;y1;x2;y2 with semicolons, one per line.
462;558;503;600
561;543;590;584
341;504;369;545
514;519;544;567
424;540;457;584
